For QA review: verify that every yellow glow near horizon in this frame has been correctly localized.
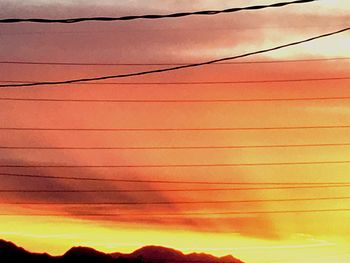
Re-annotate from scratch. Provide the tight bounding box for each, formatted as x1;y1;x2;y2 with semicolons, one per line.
1;216;350;263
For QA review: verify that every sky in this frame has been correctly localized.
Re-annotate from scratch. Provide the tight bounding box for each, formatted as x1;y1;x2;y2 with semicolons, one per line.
0;0;350;262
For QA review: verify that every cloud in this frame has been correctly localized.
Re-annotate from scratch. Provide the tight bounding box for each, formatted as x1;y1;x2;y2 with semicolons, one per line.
1;0;349;67
0;153;280;239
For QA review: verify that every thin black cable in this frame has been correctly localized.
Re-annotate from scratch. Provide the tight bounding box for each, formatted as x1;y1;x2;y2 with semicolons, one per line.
2;160;350;168
0;124;349;132
0;0;317;24
1;184;350;193
1;27;348;88
1;57;348;66
3;196;350;205
1;142;350;150
1;24;349;36
1;96;350;103
0;160;350;168
1;172;348;185
1;208;350;217
2;76;349;86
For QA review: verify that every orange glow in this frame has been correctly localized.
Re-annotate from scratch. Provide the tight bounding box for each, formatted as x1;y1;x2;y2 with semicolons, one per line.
0;1;350;262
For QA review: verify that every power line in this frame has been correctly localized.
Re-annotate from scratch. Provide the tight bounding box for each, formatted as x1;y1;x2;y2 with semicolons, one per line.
1;160;350;169
0;124;350;132
1;57;349;66
1;208;350;217
1;24;348;36
1;172;348;185
0;0;317;24
1;185;350;193
1;27;349;88
1;142;350;150
3;196;350;205
2;76;349;86
1;24;349;36
1;95;350;103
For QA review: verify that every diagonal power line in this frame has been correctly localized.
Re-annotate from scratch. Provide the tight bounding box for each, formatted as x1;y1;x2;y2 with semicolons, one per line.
1;208;350;217
1;27;349;88
1;76;350;86
2;57;349;66
1;142;350;150
1;172;350;185
0;0;317;24
3;196;350;205
0;124;350;131
2;160;350;168
1;95;350;103
2;184;350;193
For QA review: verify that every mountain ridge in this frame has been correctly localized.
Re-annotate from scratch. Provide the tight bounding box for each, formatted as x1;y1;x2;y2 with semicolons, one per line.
0;239;244;263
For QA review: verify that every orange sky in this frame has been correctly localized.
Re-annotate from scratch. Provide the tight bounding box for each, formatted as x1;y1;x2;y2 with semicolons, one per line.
0;0;350;262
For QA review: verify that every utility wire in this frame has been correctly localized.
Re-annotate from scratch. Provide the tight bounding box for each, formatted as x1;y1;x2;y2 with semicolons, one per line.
2;76;349;86
1;96;350;103
3;196;350;205
1;24;349;36
1;57;348;66
1;185;350;193
2;160;350;168
1;172;348;185
0;0;317;24
1;142;350;150
1;24;348;36
1;208;350;217
0;124;350;132
1;27;348;88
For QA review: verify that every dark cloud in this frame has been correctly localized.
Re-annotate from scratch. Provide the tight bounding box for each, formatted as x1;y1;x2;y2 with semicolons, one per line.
0;155;279;239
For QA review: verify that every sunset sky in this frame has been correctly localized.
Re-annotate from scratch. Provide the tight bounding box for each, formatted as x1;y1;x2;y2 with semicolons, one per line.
0;0;350;262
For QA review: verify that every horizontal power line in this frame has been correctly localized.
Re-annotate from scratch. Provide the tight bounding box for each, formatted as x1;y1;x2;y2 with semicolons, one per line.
1;27;348;88
1;57;349;66
1;172;348;185
1;95;350;103
2;160;350;168
0;124;349;132
3;196;350;205
1;142;350;150
1;24;349;36
1;208;350;217
1;185;350;193
2;76;349;86
0;0;316;24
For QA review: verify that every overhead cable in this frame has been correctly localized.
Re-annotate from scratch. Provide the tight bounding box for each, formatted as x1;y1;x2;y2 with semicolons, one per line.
1;27;348;88
1;57;348;66
2;160;350;168
0;96;350;103
1;76;349;86
1;142;350;150
3;196;350;205
0;124;349;132
1;208;350;217
1;172;348;185
0;0;317;24
1;184;350;193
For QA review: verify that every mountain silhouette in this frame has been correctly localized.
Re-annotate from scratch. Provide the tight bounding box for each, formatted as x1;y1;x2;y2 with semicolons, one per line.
0;239;53;263
0;239;244;263
128;246;242;263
